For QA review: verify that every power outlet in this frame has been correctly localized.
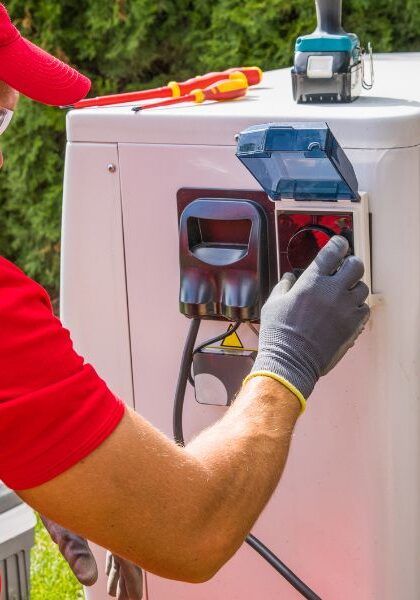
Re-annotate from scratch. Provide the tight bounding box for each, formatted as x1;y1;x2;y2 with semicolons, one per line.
275;192;372;295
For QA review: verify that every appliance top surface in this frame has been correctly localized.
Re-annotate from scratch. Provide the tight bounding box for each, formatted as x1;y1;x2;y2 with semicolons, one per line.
67;53;420;149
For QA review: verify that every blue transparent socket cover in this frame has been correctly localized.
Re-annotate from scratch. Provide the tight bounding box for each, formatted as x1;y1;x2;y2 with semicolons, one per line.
236;123;360;202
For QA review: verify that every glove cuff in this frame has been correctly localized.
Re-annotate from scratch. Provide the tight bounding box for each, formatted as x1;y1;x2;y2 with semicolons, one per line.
243;370;307;413
251;330;320;400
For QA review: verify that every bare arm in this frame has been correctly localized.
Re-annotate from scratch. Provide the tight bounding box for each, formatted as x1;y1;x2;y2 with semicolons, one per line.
17;237;369;584
19;377;299;583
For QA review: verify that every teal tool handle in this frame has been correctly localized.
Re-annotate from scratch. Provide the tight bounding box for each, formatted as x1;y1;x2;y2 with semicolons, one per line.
315;0;345;35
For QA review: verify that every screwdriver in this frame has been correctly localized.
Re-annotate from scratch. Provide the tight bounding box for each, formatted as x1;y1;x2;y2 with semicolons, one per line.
68;67;261;109
132;75;248;112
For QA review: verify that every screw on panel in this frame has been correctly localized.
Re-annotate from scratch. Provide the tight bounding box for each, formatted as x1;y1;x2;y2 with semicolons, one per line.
107;163;117;173
307;142;321;151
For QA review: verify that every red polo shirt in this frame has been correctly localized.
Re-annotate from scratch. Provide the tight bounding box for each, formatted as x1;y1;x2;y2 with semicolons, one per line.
0;256;125;490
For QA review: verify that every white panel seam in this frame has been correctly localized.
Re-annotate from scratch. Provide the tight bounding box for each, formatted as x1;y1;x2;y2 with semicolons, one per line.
116;143;136;410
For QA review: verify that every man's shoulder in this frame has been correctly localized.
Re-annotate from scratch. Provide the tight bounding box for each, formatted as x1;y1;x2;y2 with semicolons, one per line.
0;256;52;310
0;255;33;283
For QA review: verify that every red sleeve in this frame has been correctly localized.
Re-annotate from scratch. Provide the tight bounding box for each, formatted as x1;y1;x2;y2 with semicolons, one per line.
0;256;125;490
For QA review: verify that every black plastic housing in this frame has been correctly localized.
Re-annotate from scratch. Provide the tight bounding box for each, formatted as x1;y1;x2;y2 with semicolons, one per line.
179;198;268;321
292;58;362;104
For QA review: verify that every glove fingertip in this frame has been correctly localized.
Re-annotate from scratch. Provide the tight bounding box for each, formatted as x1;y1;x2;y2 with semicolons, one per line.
270;272;296;299
281;271;297;285
107;577;118;598
361;303;371;324
312;235;349;275
79;568;99;587
105;551;112;576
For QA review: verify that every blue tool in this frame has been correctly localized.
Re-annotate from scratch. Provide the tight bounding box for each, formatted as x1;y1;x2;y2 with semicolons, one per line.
291;0;373;103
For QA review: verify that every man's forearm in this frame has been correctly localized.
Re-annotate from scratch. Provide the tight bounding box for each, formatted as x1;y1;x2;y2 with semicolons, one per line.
19;377;300;582
186;376;300;566
16;236;368;583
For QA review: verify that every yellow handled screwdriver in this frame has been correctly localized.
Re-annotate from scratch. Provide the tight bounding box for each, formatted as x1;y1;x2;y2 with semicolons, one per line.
67;67;260;109
132;74;248;112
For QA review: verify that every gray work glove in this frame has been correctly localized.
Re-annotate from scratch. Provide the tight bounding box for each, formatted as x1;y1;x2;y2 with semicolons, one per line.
253;236;370;401
106;551;143;599
42;516;143;598
40;514;98;586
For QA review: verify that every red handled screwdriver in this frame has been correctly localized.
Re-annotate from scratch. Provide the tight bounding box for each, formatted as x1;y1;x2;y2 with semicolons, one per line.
131;75;249;112
69;67;261;109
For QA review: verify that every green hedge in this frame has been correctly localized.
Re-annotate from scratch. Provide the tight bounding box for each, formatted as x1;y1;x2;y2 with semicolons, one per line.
1;0;419;297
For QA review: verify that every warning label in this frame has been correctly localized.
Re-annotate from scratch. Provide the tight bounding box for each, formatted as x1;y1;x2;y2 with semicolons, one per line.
221;325;243;349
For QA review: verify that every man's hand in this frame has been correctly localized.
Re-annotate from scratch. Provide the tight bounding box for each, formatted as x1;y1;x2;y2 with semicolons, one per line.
42;516;143;598
106;552;143;599
252;235;370;401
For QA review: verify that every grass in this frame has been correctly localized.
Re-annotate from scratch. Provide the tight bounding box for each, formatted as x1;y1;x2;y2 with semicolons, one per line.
30;514;84;600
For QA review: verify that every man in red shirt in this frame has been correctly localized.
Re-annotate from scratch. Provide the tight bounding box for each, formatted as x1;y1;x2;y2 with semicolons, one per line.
0;4;370;600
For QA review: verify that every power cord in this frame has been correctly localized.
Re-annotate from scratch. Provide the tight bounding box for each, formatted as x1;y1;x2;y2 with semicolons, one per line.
173;318;200;445
173;318;322;600
187;321;241;387
246;534;321;599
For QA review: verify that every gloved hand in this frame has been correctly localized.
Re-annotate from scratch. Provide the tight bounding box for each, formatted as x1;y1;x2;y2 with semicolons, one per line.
250;236;370;407
106;551;143;599
42;515;143;599
40;514;98;586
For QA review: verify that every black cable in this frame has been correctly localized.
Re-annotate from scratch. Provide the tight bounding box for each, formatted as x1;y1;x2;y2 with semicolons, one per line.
176;320;242;437
173;318;200;445
173;319;323;600
187;321;242;386
246;534;322;600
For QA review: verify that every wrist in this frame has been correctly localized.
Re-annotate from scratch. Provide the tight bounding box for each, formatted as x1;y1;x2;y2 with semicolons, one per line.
242;373;302;418
252;334;320;400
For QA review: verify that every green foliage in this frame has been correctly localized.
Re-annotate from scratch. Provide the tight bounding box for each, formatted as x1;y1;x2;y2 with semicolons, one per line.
1;0;419;297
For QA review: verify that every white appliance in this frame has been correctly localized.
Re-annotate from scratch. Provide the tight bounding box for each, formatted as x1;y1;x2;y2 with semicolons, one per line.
61;54;420;600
